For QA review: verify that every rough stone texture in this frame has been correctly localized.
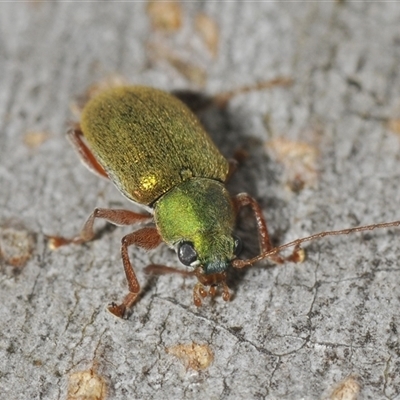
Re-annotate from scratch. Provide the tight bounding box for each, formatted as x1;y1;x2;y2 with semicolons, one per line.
1;2;400;399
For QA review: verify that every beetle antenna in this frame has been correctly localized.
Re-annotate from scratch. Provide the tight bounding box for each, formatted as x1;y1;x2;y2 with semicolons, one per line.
232;220;400;269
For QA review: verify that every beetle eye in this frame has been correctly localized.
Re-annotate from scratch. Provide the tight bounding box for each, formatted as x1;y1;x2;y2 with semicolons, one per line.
233;235;242;256
178;241;198;266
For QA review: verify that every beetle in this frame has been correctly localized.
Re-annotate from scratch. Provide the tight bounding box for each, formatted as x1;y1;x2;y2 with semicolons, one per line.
49;85;400;318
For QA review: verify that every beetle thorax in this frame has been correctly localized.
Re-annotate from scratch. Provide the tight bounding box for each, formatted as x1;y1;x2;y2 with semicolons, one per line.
153;178;236;274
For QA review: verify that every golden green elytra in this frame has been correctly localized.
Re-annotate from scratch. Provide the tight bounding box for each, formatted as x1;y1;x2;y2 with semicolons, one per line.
49;85;400;318
81;87;229;205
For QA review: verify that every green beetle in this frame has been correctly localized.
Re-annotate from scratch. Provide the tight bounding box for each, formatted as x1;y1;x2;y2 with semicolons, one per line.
49;85;399;318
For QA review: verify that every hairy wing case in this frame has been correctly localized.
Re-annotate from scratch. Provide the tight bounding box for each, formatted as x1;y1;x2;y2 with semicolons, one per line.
80;86;229;205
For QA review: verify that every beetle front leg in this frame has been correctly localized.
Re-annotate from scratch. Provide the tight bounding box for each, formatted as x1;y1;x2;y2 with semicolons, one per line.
108;227;162;318
48;208;152;249
233;193;303;264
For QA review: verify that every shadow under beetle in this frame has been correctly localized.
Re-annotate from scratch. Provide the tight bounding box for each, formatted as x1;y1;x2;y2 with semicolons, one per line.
49;86;400;318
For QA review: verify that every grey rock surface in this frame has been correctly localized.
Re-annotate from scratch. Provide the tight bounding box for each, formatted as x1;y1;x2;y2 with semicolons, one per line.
1;2;400;399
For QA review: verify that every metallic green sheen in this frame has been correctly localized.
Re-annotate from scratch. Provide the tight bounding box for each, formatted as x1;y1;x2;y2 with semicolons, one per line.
80;86;229;205
154;178;236;274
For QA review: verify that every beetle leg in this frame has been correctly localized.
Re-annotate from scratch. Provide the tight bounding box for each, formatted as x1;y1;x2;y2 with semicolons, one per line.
193;282;208;307
108;227;162;318
144;264;196;277
193;280;230;306
48;208;152;249
144;265;222;306
67;124;109;179
226;159;238;181
208;285;217;297
226;149;249;181
232;193;302;264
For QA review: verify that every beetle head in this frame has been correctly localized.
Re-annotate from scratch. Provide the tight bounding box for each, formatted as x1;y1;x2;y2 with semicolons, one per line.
176;233;242;274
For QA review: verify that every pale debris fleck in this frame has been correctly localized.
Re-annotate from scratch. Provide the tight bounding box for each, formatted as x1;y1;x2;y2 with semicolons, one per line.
0;224;35;268
195;13;219;58
265;136;319;192
166;342;214;370
324;375;361;400
387;118;400;134
67;370;107;400
147;0;182;32
23;131;50;149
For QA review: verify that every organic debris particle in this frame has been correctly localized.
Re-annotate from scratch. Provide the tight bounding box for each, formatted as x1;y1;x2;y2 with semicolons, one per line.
265;137;319;192
387;118;400;134
27;0;44;8
0;224;35;268
213;77;293;108
168;57;207;87
328;375;361;400
147;1;182;32
195;13;219;58
166;342;214;370
147;43;207;86
23;131;50;149
67;370;107;400
71;74;128;117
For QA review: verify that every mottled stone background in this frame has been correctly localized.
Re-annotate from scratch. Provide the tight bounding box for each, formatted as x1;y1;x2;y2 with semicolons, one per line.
1;2;400;399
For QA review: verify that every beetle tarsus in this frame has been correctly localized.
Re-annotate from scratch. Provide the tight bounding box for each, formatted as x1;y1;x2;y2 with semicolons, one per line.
108;302;126;318
208;285;217;297
193;282;208;307
287;245;305;263
265;246;305;264
222;282;231;302
47;235;73;249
